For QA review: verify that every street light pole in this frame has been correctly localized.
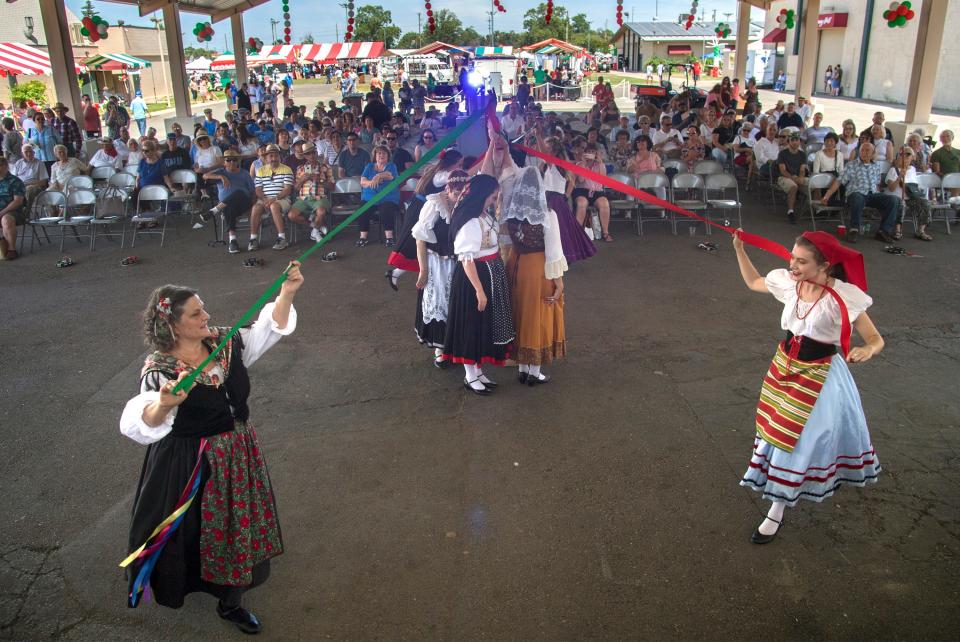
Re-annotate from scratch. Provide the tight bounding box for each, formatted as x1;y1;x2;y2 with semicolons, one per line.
150;14;171;107
270;18;279;45
417;13;421;48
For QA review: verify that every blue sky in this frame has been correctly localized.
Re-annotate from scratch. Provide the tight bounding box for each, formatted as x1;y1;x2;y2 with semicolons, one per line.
65;0;752;49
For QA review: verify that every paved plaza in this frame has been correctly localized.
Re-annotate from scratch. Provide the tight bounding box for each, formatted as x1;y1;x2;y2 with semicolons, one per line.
2;88;959;640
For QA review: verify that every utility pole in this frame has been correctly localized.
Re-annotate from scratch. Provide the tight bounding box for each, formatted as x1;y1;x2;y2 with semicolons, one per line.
487;0;495;46
417;13;421;48
149;14;171;107
711;9;717;23
270;18;279;45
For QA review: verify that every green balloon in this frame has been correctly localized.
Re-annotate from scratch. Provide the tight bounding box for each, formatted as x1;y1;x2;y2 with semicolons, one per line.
897;14;907;25
901;0;911;7
80;26;89;36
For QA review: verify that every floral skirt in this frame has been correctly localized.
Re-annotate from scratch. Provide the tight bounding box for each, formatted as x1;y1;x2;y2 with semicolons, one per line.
126;422;281;608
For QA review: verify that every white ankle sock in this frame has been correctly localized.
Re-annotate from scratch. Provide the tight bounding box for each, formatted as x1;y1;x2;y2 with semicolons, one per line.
391;268;404;280
519;364;529;374
434;348;443;358
758;501;786;536
478;369;496;385
528;364;542;379
464;364;485;390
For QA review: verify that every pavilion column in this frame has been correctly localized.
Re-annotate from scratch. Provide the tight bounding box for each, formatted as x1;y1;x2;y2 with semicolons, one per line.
37;0;82;116
733;0;751;82
231;15;248;87
794;0;820;101
161;3;192;117
903;0;947;125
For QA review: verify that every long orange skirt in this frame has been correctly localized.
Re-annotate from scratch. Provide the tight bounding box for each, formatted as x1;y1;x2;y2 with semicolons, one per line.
506;248;566;365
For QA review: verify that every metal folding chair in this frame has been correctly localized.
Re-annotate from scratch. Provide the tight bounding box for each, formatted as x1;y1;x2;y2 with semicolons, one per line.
605;172;636;223
108;172;137;195
671;172;707;234
65;175;94;195
129;185;171;247
329;177;362;227
24;190;66;252
90;186;130;250
692;160;724;177
806;172;844;230
58;189;97;250
634;171;673;235
705;173;742;233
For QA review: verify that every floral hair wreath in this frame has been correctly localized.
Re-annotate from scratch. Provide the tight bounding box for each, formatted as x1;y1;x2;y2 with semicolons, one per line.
156;297;173;319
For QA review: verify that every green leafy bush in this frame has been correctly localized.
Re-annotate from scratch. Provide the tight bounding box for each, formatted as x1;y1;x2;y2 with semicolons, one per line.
10;80;48;106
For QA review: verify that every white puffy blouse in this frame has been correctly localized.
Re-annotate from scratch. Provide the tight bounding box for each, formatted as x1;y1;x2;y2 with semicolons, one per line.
764;269;872;346
119;301;297;445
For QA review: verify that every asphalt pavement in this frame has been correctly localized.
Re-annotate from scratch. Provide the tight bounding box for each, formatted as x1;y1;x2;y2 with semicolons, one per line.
1;101;959;640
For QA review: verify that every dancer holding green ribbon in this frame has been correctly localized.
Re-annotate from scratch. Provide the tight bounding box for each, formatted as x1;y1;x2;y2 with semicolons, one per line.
119;262;304;633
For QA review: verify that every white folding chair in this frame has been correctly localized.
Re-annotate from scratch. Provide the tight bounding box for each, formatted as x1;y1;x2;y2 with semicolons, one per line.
931;172;960;234
671;172;707;234
90;186;130;250
662;159;686;174
806;172;844;230
634;171;673;235
705;173;742;233
89;165;116;191
692;160;724;177
108;172;137;194
605;172;636;222
65;175;94;195
129;185;170;247
24;190;66;252
329;177;362;226
909;173;940;233
58;189;97;250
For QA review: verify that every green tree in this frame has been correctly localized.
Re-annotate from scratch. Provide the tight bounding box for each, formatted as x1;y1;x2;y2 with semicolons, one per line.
431;9;464;44
397;31;421;49
81;0;96;18
11;80;48;106
353;5;401;48
460;27;483;46
570;13;590;34
184;46;219;59
302;32;315;44
522;3;570;44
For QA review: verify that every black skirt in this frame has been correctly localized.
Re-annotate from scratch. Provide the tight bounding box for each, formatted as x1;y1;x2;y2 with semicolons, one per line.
127;435;270;608
441;256;515;366
415;288;446;348
386;196;425;272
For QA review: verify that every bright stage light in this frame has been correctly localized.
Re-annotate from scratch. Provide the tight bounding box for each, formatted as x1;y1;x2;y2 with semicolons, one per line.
467;71;484;88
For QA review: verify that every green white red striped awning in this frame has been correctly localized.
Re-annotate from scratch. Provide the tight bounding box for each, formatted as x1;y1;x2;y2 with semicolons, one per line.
474;46;513;57
84;53;152;70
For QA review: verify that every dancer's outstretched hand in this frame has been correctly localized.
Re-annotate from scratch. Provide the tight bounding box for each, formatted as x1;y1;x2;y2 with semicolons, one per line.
732;228;745;251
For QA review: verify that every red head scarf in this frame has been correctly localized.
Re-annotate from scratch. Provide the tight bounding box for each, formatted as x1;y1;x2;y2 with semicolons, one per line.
801;231;867;292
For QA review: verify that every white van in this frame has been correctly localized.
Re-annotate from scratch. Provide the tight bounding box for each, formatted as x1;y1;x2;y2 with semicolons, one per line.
402;55;453;83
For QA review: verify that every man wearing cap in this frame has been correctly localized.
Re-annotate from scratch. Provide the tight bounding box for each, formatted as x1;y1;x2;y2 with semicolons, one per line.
796;96;813;126
652;115;684;159
777;133;809;222
0;156;26;261
820;142;898;243
130;91;149;136
88;137;123;171
161;133;193;191
201;109;219;137
289;142;334;243
51;103;83;158
203;150;256;254
251;144;294;251
192;133;224;202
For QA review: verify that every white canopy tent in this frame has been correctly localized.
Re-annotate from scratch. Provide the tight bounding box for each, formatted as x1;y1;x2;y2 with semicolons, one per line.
186;56;212;71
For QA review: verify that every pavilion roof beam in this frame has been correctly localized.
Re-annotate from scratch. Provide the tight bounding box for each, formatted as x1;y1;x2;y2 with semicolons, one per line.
739;0;773;9
211;0;271;23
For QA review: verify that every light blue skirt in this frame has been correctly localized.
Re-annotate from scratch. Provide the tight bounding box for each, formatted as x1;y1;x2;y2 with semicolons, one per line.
740;354;881;507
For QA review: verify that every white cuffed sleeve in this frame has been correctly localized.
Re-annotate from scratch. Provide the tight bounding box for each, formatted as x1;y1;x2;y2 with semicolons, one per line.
454;218;483;262
764;268;795;304
411;198;442;244
543;209;568;280
239;301;297;367
120;372;176;445
834;281;873;322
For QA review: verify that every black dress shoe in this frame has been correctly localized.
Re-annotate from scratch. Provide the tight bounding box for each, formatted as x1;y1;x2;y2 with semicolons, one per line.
874;229;894;243
433;356;449;369
217;602;262;634
463;379;491;396
478;376;498;388
517;372;529;384
527;373;552;387
750;517;783;545
384;269;399;292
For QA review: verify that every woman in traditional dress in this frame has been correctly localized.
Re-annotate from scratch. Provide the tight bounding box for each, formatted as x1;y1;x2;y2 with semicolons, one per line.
384;151;464;290
538;136;596;265
441;174;515;395
733;231;883;544
119;263;304;633
411;169;469;365
503;166;567;386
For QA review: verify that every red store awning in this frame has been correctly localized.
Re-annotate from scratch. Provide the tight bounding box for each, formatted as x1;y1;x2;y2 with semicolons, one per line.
667;45;693;55
817;13;848;28
762;28;787;44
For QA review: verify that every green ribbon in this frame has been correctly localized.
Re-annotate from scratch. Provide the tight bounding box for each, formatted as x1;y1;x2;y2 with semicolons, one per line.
173;106;488;393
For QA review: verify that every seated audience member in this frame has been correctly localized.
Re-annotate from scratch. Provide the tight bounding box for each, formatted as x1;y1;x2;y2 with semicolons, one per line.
289;142;334;242
820;142;899;243
871;124;894;163
356;144;399;247
161;133;193;191
753;124;781;179
679;126;705;172
203;149;257;254
250;144;294;251
812;132;844;176
710;112;738;164
192;133;224;200
860;111;893;141
11;144;48;211
652;116;684;160
776;102;804;130
0;156;26;260
48;144;86;192
336;132;371;178
88;138;123;172
886;146;933;241
776;133;809;222
385;128;413;174
804;112;831;146
609;129;634;173
732;122;756;168
136;141;165;190
571;142;613;242
930;130;960;198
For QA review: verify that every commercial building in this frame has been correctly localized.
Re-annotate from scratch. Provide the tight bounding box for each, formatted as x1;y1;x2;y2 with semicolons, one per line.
761;0;957;110
610;21;762;73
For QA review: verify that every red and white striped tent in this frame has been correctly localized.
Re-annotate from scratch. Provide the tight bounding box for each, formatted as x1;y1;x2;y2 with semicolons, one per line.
210;51;267;70
300;42;385;64
0;42;83;77
258;44;300;63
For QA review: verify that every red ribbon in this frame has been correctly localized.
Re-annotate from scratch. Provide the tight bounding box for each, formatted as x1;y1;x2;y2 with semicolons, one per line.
511;141;853;357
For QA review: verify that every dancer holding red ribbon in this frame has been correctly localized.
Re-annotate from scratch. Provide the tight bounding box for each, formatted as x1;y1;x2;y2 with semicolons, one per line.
732;231;884;544
119;264;304;633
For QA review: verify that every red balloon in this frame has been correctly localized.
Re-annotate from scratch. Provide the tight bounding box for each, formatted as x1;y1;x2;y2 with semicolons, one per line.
780;8;787;14
882;10;890;19
898;4;908;14
283;27;290;33
348;17;354;23
906;9;915;18
424;1;430;7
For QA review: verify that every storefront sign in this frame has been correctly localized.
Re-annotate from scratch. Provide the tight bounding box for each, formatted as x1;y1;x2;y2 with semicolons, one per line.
817;13;848;28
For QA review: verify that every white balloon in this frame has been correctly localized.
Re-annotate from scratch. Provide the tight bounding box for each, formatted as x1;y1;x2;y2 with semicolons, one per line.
889;1;898;9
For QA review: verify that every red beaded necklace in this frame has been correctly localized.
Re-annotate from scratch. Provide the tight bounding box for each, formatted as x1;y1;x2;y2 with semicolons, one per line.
794;281;828;320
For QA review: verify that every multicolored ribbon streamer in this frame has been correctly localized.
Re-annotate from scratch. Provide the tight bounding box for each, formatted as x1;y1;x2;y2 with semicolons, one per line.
171;102;492;394
120;439;209;607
